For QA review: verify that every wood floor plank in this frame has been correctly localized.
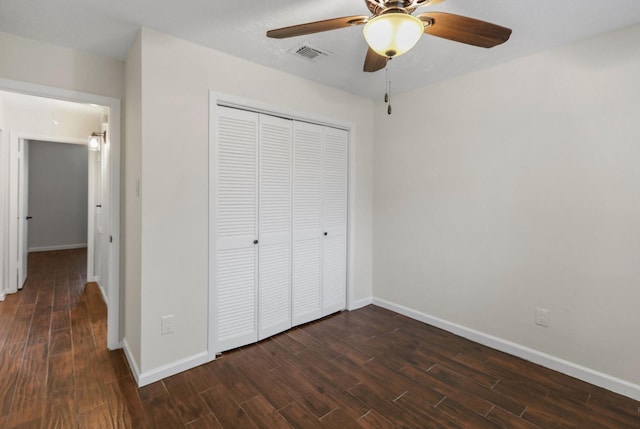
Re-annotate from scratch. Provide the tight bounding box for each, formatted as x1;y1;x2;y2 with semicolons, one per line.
200;384;259;429
106;377;148;428
238;362;296;410
138;381;168;402
75;359;108;413
356;409;397;429
163;372;211;424
5;355;48;428
3;304;35;346
285;348;361;391
50;310;71;332
100;349;133;383
400;364;494;416
291;363;370;420
272;331;307;354
394;392;463;429
486;406;542;429
435;397;502;428
143;393;184;429
185;364;220;394
349;382;437;429
208;359;260;405
43;351;76;429
78;404;117;429
239;339;290;374
49;330;72;356
271;365;337;418
429;363;526;416
0;343;24;416
330;354;407;402
185;413;223;429
320;407;363;429
240;394;293;429
277;401;325;429
70;301;93;342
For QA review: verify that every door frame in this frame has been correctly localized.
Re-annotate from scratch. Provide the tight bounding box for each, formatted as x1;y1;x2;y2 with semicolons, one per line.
9;135;88;293
208;91;357;361
0;77;122;350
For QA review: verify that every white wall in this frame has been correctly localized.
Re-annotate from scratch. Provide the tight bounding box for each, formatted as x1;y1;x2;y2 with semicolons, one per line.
129;28;375;375
124;32;142;369
0;98;6;298
373;24;640;389
1;92;104;140
27;140;88;251
0;31;124;99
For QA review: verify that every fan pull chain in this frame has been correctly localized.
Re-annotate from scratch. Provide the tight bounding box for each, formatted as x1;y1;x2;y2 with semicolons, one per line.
385;60;392;115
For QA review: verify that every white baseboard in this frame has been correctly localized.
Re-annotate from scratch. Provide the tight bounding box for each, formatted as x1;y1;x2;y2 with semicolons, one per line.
0;291;4;301
29;243;87;252
139;351;210;387
96;281;109;306
349;296;373;311
373;297;640;401
121;338;141;384
122;338;210;388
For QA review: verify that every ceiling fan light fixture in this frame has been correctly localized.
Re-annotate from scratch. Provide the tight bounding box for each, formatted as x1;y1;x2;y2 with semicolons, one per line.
363;13;424;58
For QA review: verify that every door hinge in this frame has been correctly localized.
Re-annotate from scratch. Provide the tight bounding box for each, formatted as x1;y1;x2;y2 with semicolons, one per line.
110;235;113;243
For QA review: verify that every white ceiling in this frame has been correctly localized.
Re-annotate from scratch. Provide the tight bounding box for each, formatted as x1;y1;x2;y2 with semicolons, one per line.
1;0;639;99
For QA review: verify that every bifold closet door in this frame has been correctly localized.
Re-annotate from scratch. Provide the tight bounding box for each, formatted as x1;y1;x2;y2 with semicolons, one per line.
213;107;259;352
257;114;292;340
291;121;323;326
213;104;346;351
322;127;348;315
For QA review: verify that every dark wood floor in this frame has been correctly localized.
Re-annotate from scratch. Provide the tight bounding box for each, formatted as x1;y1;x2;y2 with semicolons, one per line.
1;250;639;428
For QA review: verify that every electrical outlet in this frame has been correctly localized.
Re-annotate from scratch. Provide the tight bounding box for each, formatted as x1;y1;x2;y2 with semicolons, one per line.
535;308;549;327
161;315;175;335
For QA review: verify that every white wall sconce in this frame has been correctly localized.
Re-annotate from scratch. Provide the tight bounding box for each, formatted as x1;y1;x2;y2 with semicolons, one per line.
89;130;106;151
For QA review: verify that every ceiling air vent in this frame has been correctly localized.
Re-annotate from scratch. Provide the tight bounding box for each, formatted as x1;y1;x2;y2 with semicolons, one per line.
289;44;332;62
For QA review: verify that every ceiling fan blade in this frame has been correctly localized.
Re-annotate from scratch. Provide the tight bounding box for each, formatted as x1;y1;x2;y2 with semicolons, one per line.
363;47;388;72
267;15;368;39
419;12;512;48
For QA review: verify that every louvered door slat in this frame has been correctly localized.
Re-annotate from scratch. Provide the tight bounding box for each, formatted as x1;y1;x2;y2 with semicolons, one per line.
214;107;259;351
258;114;292;339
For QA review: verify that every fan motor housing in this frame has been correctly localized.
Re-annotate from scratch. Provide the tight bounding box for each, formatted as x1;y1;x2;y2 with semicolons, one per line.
367;0;425;15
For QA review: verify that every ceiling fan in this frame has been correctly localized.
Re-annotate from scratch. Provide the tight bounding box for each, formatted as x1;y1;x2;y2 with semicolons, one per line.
267;0;512;73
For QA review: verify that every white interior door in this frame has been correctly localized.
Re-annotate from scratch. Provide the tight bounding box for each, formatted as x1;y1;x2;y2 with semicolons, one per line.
291;121;323;326
213;107;259;352
7;135;18;292
19;139;29;288
322;127;348;315
12;137;29;290
99;126;111;300
257;114;292;339
94;148;103;282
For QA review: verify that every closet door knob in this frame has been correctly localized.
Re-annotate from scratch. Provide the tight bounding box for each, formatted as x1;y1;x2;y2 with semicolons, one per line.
324;232;328;236
253;239;259;244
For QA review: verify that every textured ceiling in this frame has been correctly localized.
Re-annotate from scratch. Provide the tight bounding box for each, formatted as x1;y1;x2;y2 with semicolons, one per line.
1;0;639;99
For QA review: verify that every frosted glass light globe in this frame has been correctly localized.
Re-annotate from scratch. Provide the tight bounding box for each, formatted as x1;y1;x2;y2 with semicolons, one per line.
363;13;424;58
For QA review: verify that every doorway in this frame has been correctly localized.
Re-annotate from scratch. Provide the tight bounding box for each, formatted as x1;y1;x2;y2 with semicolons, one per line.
0;78;121;349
